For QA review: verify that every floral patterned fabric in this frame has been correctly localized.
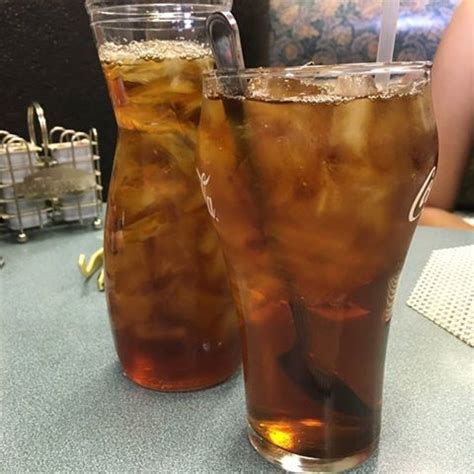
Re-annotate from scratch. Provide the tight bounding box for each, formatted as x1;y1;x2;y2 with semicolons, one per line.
269;0;459;66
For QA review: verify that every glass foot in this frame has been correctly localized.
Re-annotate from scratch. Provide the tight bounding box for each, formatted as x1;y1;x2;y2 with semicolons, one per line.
248;424;377;473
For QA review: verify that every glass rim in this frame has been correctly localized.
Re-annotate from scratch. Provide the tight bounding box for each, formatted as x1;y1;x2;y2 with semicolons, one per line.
85;0;233;15
89;15;210;28
203;61;432;81
86;1;232;27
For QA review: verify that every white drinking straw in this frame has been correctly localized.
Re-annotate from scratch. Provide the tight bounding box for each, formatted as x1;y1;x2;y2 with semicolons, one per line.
376;0;401;90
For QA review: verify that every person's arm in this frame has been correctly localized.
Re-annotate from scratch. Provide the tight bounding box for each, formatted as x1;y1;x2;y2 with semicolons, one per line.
419;207;474;230
420;0;474;230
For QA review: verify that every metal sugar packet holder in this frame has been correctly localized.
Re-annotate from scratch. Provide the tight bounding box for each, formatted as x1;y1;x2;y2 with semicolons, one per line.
0;103;104;244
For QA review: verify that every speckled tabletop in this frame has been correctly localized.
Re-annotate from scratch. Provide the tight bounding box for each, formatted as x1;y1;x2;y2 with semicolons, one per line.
0;226;473;473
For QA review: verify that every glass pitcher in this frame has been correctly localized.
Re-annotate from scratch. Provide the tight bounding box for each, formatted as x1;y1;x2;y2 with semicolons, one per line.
86;0;240;391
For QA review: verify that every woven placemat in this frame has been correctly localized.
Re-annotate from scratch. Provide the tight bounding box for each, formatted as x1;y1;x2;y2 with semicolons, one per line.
407;245;474;347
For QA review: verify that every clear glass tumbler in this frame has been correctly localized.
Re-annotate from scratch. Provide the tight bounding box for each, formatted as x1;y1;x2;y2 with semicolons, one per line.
197;62;437;471
86;0;240;392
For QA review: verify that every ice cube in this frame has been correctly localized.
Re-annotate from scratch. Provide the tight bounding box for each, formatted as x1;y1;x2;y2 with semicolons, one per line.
215;306;239;339
121;209;176;243
127;76;197;104
244;99;327;208
248;76;322;102
111;293;153;323
113;59;178;85
197;226;220;255
203;246;227;283
109;244;157;295
329;94;373;158
134;320;190;342
333;74;377;98
161;131;197;178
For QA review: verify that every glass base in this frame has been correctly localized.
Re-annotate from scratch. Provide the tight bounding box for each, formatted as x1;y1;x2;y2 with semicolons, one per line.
248;425;377;473
122;368;239;392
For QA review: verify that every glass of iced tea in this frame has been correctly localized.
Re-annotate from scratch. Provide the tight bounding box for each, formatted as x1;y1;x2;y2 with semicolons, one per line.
197;63;437;471
85;0;240;391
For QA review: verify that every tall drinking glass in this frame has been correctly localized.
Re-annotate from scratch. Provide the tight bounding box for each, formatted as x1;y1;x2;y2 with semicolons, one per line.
197;63;437;470
86;0;240;391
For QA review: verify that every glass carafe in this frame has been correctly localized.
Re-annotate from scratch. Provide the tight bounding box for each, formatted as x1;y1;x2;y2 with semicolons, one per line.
86;0;240;391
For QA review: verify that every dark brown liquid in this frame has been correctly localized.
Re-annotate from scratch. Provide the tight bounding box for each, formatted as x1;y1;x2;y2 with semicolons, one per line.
242;273;393;458
197;82;437;455
102;44;240;391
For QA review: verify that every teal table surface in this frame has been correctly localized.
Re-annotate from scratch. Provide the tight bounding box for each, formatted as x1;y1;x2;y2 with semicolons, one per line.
1;226;473;473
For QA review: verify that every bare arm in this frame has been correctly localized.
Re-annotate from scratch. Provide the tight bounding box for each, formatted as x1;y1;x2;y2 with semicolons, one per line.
430;0;473;208
420;0;474;229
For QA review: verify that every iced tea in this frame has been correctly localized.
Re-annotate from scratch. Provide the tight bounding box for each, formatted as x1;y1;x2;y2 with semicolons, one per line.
100;40;240;391
197;64;437;469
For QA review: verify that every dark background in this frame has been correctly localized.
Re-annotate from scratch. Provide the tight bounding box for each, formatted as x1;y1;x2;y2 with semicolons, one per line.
0;0;270;197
